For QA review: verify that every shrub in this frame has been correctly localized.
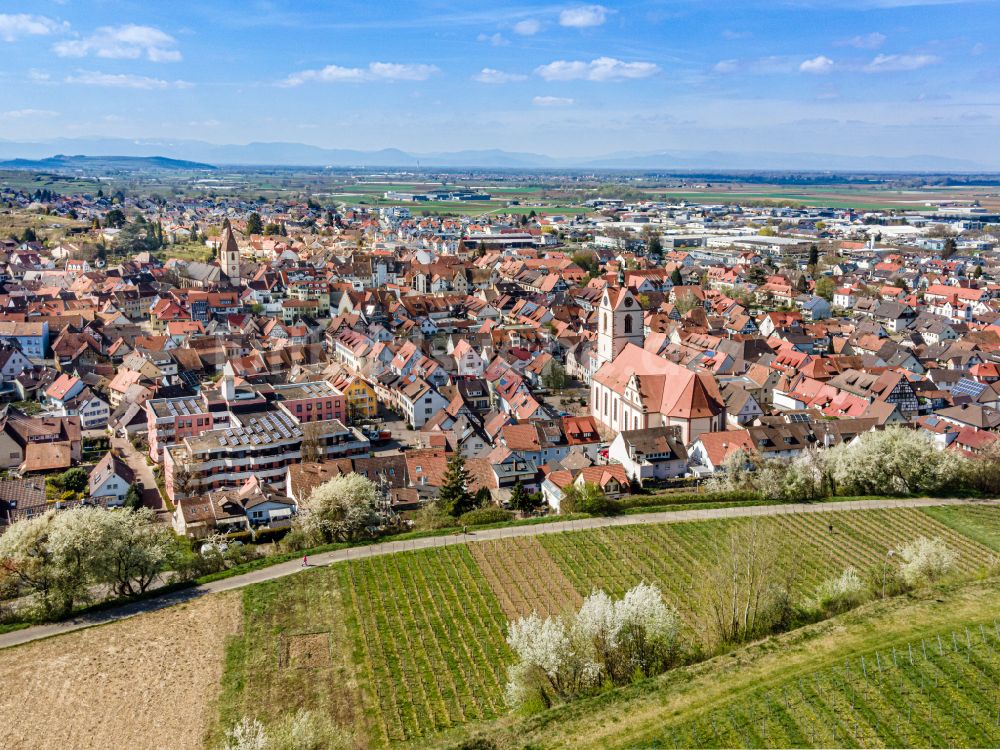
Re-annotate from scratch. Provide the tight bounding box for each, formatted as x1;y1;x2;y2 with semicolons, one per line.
812;566;868;615
458;507;514;526
413;501;456;531
57;467;89;493
560;482;619;516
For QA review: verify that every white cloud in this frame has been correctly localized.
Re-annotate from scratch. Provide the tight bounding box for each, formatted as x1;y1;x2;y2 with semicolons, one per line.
281;62;439;87
65;71;193;89
971;42;986;56
535;56;659;82
27;69;51;82
54;24;181;62
722;29;751;40
800;55;834;74
477;32;509;46
512;19;541;36
0;14;67;42
0;108;58;120
532;95;574;107
474;68;527;84
713;59;740;74
864;53;938;72
837;32;886;49
559;5;609;28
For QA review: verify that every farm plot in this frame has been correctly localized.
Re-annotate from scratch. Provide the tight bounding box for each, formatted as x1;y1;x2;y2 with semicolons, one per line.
211;569;363;748
540;508;994;623
922;505;1000;553
340;545;510;746
649;622;1000;749
469;536;583;619
0;592;240;750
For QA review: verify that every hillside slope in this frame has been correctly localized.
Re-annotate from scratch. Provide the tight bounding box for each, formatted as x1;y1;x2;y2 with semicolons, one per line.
442;576;1000;749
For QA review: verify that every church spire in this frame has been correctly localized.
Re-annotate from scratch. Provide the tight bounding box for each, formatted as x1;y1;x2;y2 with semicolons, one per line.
218;218;241;287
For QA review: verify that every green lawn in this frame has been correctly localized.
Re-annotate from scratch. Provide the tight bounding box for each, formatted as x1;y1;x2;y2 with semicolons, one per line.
921;505;1000;552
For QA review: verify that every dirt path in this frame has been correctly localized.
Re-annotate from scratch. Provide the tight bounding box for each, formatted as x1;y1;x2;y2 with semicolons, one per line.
1;496;996;651
0;592;240;750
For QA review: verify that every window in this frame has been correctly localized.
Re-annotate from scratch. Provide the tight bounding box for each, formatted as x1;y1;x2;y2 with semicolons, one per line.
624;314;633;334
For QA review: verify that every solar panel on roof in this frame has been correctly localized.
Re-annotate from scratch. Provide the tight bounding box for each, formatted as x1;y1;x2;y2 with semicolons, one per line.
953;378;986;399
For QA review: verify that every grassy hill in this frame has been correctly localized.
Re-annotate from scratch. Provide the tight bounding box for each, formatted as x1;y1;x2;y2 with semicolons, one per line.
208;504;1000;748
449;576;1000;749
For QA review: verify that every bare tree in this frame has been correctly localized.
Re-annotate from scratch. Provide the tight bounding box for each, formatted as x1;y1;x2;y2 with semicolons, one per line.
698;522;795;647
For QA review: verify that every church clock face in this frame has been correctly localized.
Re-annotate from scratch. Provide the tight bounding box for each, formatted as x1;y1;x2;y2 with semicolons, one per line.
623;297;633;307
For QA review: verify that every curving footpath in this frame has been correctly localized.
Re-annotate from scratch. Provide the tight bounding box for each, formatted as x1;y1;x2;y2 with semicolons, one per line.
1;496;996;650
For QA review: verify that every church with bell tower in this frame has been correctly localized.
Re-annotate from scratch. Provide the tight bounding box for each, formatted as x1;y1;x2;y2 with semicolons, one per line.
596;271;644;368
218;218;241;287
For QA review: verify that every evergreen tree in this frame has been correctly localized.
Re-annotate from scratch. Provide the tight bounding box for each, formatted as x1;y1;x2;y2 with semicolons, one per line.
124;483;143;511
439;452;474;517
670;267;683;286
808;244;819;267
245;212;263;236
20;227;37;244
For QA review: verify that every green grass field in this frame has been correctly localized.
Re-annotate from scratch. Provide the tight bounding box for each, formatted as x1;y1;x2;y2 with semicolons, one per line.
211;505;1000;748
921;505;1000;553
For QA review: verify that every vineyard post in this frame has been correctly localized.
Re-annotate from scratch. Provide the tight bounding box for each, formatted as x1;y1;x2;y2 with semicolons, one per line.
922;639;927;661
952;631;959;653
892;647;897;667
937;634;944;656
908;643;914;665
861;655;867;680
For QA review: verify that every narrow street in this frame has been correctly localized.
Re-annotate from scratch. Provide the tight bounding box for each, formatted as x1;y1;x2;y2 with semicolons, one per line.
110;433;166;515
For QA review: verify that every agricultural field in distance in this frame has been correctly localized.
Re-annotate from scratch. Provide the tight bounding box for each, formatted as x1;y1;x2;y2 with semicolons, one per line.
648;184;1000;211
209;505;998;749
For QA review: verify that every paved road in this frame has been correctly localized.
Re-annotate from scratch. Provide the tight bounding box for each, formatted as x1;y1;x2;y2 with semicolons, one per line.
1;496;995;650
111;433;165;512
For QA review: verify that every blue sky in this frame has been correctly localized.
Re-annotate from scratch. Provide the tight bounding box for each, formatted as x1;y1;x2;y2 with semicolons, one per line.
1;0;998;160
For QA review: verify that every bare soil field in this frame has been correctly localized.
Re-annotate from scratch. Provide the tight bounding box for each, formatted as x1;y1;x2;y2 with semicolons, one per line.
0;592;240;750
470;536;582;618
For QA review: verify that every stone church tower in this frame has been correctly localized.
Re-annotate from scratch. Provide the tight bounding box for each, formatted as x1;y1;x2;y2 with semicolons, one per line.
596;286;644;367
218;218;241;287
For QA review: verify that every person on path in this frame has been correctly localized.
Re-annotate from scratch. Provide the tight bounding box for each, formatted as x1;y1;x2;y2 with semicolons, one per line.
302;555;308;567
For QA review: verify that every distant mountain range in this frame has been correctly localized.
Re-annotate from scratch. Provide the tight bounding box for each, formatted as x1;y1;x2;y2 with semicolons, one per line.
0;154;216;171
0;136;993;172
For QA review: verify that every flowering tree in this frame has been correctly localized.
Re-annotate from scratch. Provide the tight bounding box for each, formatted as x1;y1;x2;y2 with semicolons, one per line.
295;473;381;544
223;717;267;750
0;511;84;618
0;507;177;618
92;507;176;596
830;428;964;496
895;536;958;586
505;583;680;708
813;566;867;614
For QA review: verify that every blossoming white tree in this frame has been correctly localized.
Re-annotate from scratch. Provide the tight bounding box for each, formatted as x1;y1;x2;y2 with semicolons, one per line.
895;536;958;586
813;566;867;614
0;507;177;618
294;473;381;543
505;582;680;708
